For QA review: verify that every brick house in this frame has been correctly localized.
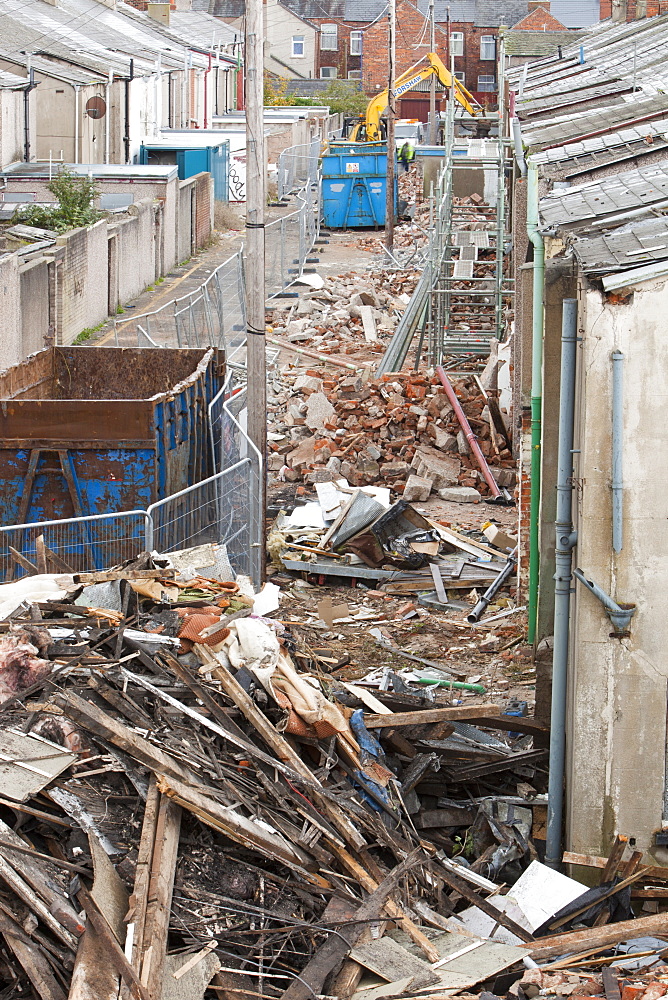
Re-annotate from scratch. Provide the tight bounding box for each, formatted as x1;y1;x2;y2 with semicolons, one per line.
213;0;320;80
601;0;668;18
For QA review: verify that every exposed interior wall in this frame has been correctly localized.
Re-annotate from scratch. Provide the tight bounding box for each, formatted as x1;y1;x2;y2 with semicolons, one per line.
0;87;26;168
0;253;21;372
566;275;668;861
19;257;50;357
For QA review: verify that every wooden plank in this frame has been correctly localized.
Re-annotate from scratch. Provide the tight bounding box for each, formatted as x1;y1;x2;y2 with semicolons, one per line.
127;777;160;972
141;794;181;1000
280;849;424;1000
35;535;48;575
198;646;366;852
528;912;668;962
0;907;66;1000
0;852;78;951
563;851;668;881
601;836;627;882
327;844;440;963
8;545;38;575
363;705;501;728
76;884;150;1000
350;937;435;983
435;861;533;943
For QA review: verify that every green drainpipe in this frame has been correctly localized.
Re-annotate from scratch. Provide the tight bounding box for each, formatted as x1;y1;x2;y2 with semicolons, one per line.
527;162;544;646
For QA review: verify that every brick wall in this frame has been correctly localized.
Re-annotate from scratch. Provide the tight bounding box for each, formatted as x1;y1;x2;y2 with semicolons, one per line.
177;173;212;263
109;198;159;311
362;3;499;101
308;17;364;80
56;221;108;346
513;6;569;29
600;0;612;15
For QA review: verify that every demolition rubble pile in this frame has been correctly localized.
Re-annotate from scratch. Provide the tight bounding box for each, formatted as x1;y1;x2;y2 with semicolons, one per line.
266;269;419;361
267;367;514;502
0;559;666;1000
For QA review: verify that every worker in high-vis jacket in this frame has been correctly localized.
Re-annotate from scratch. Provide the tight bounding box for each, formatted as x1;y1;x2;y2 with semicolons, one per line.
399;141;415;172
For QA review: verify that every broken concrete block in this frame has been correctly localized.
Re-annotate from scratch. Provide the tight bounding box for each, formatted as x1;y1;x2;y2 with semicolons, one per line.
293;375;322;393
432;426;458;452
491;467;517;488
457;430;471;455
268;454;284;471
380;461;411;479
403;474;432;502
411;446;460;489
437;486;481;503
305;469;334;484
286;436;316;469
305;392;336;431
326;456;342;475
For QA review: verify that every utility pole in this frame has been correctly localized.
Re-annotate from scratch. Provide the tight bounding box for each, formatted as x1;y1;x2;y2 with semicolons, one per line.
385;0;395;251
245;0;267;563
428;0;436;144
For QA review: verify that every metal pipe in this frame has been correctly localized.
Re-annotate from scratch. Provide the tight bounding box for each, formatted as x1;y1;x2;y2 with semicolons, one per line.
512;117;527;177
573;568;635;633
23;68;36;163
545;297;578;869
527;161;545;646
124;59;134;164
74;85;80;164
435;365;506;501
467;547;517;623
612;349;624;553
105;71;112;164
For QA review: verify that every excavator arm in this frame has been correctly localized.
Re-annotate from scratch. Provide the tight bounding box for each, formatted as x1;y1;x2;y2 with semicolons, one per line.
351;52;482;142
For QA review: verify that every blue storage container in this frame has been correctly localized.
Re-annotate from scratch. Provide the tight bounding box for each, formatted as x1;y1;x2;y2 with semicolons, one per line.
322;142;398;228
140;141;230;202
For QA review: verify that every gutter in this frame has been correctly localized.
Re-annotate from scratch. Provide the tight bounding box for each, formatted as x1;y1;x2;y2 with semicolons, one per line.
527;159;544;647
23;67;38;163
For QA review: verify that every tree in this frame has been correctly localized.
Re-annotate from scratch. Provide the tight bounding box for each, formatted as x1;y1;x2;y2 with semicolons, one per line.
13;166;103;234
319;79;368;117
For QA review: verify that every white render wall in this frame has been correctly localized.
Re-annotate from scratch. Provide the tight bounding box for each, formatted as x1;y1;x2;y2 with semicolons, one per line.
566;275;668;861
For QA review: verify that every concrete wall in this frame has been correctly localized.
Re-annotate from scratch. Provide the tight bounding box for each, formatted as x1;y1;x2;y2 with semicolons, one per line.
0;87;28;168
108;198;159;312
19;256;50;357
56;220;109;344
566;274;668;861
0;253;22;372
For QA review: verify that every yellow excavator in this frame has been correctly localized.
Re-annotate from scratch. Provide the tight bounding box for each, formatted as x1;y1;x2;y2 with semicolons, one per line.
340;52;483;143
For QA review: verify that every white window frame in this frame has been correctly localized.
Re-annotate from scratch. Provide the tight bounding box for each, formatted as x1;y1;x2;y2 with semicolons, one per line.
477;73;496;91
349;30;362;56
320;23;338;50
480;34;496;60
292;34;305;57
454;70;465;84
450;31;464;56
348;69;362;79
320;65;338;78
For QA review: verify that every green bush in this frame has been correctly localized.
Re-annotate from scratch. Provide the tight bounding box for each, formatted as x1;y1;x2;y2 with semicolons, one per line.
14;166;103;234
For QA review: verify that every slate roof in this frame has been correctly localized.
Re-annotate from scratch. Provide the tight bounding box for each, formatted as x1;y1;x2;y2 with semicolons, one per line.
539;162;668;234
503;29;582;57
572;216;668;274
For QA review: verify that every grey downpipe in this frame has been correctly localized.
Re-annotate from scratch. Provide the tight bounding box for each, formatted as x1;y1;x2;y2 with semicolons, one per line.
572;568;635;634
545;297;578;869
512;118;527;177
611;349;624;553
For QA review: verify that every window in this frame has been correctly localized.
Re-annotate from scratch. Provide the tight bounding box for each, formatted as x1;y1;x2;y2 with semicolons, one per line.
350;30;362;55
292;34;305;57
454;70;465;84
450;31;463;56
320;23;338;50
477;74;496;91
320;65;338;78
480;34;496;60
348;69;362;79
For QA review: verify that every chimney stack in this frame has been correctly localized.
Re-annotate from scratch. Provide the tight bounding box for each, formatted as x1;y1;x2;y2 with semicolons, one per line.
147;2;170;25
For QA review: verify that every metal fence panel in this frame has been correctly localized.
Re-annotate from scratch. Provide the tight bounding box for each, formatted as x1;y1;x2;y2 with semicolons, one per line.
0;511;149;580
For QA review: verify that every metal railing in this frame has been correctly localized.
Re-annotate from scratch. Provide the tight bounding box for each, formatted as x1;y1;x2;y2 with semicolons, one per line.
277;139;320;199
0;156;322;590
115;252;247;366
0;511;149;581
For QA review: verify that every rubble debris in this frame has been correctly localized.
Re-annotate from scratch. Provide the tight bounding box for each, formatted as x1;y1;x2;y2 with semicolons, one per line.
267;367;514;501
0;546;662;1000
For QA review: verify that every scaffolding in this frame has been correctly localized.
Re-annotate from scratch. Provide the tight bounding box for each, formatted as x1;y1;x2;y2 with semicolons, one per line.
428;105;513;361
